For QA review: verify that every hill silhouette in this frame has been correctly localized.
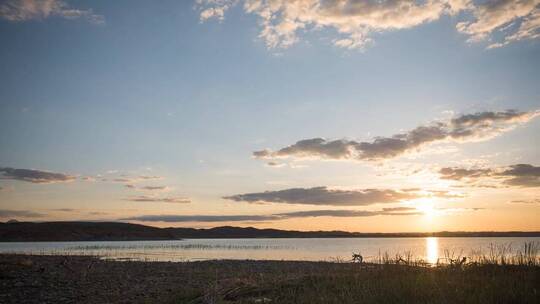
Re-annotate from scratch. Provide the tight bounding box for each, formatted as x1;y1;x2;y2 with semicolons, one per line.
1;221;539;241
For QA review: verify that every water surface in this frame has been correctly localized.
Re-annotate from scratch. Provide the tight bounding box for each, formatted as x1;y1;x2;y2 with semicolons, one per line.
1;237;538;263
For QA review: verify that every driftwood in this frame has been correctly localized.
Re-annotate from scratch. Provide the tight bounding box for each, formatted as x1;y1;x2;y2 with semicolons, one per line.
449;257;467;266
352;253;363;264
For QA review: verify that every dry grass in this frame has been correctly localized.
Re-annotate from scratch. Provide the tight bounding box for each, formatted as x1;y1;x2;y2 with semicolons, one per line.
173;243;540;304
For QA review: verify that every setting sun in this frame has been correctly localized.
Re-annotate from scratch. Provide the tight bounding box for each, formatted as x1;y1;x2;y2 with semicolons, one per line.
417;201;437;218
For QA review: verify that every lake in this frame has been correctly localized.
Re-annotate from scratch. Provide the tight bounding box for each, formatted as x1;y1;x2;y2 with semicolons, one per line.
1;237;538;264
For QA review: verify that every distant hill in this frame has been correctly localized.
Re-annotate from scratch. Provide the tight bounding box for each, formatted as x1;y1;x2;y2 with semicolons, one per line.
0;221;176;242
1;221;539;242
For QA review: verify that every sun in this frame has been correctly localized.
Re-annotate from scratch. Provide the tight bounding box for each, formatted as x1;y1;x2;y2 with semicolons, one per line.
415;199;437;218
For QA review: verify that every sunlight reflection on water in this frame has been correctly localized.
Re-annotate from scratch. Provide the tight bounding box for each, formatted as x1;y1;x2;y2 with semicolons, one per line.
426;237;439;264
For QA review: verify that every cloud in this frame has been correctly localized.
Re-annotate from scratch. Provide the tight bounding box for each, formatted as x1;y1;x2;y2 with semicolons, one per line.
0;209;44;218
501;8;540;46
120;207;423;222
140;185;170;191
500;164;540;187
124;195;190;204
265;161;286;168
138;175;162;180
223;186;457;206
197;0;540;50
101;175;163;184
435;207;485;213
198;0;235;21
456;0;539;48
439;163;540;187
277;208;423;218
124;184;171;192
112;178;132;183
439;167;494;180
254;110;539;162
0;167;76;184
197;0;451;49
509;198;540;204
0;0;104;24
121;214;278;223
51;208;75;212
88;211;109;216
121;202;487;222
382;206;418;212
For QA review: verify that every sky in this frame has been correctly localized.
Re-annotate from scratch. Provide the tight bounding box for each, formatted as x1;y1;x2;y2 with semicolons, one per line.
0;0;539;232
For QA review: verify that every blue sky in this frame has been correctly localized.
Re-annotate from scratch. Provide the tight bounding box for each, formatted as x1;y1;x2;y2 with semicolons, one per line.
0;0;539;232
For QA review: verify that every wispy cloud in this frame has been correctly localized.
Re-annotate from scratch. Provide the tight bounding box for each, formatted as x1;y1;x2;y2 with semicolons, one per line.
275;208;423;218
102;175;163;184
124;185;171;192
0;0;104;24
0;209;44;218
265;161;286;168
435;207;485;214
0;167;76;184
141;186;170;191
439;167;494;181
124;195;190;204
509;198;540;204
254;110;539;162
121;214;277;223
51;208;75;212
224;187;457;206
88;211;109;216
456;0;539;48
121;205;484;222
439;163;540;188
197;0;540;50
120;207;424;223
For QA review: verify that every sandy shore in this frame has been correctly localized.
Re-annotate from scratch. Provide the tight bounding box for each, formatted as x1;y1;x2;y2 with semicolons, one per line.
1;254;539;303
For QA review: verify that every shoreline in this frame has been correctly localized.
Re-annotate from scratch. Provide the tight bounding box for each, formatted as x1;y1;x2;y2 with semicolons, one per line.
1;253;539;303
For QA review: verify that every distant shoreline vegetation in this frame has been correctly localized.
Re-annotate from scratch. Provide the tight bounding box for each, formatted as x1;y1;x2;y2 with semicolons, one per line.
1;221;540;242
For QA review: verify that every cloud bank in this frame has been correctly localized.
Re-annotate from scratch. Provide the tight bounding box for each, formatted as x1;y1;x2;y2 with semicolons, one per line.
121;206;483;222
224;186;456;206
0;0;104;24
254;110;539;162
0;167;76;184
121;207;422;223
197;0;540;49
439;163;540;187
500;164;540;187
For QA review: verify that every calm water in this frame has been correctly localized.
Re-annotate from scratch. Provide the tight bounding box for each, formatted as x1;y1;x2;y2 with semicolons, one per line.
0;237;538;263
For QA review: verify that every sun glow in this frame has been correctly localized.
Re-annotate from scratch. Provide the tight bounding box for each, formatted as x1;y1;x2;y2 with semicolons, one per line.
415;199;437;218
418;204;435;217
